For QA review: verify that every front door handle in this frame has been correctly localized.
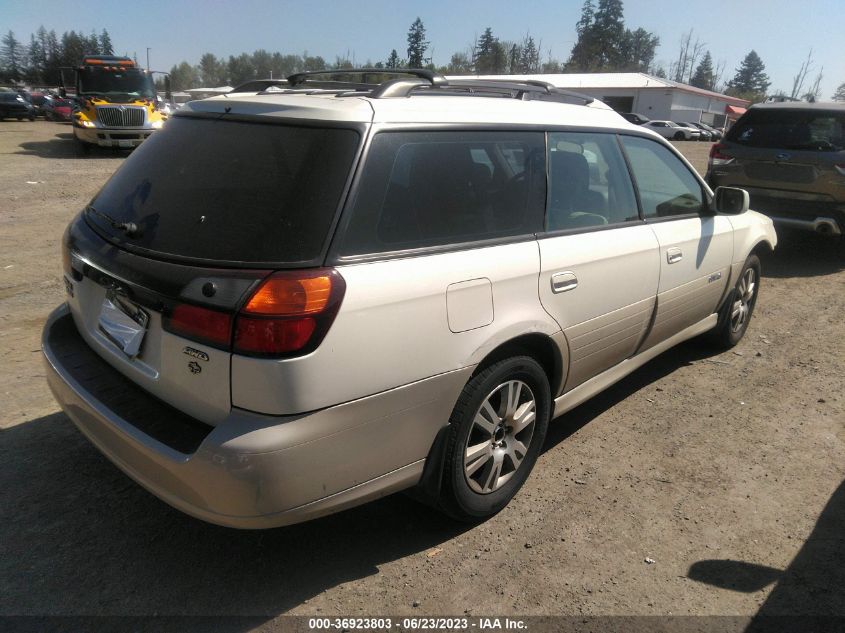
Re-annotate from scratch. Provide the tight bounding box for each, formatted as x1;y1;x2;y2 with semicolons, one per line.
551;271;578;293
667;248;683;264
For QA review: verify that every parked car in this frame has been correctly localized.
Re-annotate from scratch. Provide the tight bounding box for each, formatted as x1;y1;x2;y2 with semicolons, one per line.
29;92;53;117
643;120;701;140
44;97;74;121
696;121;723;141
619;112;650;125
706;102;845;237
677;121;712;141
43;69;776;528
0;92;36;120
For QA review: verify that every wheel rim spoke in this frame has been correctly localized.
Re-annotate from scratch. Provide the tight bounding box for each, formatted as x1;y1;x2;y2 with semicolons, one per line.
465;442;493;476
511;401;535;434
474;401;500;435
482;451;504;493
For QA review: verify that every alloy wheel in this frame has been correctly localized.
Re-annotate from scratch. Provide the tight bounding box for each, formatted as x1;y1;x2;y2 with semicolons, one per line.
463;380;537;494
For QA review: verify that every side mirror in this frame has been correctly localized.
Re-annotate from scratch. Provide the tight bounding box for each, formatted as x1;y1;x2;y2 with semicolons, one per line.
714;186;749;215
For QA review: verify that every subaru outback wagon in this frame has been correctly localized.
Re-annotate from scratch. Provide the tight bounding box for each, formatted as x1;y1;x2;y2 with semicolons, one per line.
43;70;776;528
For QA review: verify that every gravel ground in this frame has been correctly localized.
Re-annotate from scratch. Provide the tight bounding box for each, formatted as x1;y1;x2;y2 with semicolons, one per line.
1;122;843;628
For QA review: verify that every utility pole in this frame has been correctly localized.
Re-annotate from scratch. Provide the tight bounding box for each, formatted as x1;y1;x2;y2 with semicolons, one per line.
146;47;151;71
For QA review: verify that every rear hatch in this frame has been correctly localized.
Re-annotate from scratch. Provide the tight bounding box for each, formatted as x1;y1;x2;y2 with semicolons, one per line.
63;115;361;425
711;107;845;209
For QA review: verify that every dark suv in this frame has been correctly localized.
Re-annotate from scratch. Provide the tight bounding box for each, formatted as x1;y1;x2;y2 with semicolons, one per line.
707;102;845;236
0;92;36;120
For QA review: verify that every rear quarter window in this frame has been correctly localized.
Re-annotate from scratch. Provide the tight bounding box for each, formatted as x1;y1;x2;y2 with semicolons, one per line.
334;130;546;258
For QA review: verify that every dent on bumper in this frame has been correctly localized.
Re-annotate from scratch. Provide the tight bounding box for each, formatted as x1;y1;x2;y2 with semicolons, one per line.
43;305;470;528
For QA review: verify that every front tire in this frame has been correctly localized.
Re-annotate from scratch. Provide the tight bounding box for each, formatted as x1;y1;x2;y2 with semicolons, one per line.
439;356;551;521
706;254;761;349
673;131;685;140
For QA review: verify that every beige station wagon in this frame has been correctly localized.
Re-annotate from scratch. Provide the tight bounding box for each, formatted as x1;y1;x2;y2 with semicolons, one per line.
43;70;777;528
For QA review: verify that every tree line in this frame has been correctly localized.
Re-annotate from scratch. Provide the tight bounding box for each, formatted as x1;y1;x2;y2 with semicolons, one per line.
0;27;115;84
3;12;844;104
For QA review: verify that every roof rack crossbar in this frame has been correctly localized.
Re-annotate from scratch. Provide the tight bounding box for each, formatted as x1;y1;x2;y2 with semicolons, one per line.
287;68;447;89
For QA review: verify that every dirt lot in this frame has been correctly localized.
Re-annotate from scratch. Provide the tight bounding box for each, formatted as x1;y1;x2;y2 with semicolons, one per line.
1;122;844;628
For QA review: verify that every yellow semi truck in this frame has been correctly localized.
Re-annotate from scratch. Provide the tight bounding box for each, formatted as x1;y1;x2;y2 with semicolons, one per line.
61;55;171;151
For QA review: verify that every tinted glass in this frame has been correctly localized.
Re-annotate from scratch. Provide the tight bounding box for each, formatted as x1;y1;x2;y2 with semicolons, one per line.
89;117;360;264
620;136;704;218
547;132;639;230
335;131;546;257
727;108;845;151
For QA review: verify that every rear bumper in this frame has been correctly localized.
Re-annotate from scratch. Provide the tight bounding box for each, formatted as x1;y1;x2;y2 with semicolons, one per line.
74;126;155;147
43;305;469;528
706;179;845;235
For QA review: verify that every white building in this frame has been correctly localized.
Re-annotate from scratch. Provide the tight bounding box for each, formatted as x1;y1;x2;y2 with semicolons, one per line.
463;72;750;128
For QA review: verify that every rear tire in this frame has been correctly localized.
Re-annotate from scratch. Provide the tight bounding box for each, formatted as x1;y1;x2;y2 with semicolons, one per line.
439;356;551;521
705;254;761;349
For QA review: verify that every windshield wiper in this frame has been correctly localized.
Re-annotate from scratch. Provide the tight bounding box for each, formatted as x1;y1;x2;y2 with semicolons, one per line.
85;205;140;237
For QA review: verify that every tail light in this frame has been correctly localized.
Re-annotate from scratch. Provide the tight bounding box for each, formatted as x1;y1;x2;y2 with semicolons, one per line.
234;268;346;357
162;268;346;358
709;143;734;167
164;303;233;348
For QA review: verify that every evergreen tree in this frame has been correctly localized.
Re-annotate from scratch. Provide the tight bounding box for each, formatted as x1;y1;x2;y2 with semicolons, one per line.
726;50;770;102
0;31;26;82
690;51;715;90
567;0;597;71
620;27;659;72
386;49;403;69
591;0;625;68
227;53;254;85
198;52;227;86
406;17;429;68
833;82;845;101
518;35;540;74
474;28;507;74
168;61;199;91
28;34;44;82
99;29;113;55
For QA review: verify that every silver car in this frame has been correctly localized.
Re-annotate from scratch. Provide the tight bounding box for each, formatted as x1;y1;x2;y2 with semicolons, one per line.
43;70;776;528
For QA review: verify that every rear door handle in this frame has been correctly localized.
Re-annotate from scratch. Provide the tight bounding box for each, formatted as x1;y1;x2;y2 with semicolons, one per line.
551;271;578;293
667;248;683;264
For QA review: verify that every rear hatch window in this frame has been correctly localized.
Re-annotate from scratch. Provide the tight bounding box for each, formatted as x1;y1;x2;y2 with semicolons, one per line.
87;117;360;266
727;109;845;151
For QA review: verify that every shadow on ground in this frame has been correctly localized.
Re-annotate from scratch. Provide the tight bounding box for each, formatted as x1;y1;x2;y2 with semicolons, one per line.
688;479;845;630
760;229;844;278
16;133;130;159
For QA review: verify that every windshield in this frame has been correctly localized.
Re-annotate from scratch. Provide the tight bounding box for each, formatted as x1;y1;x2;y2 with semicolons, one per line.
88;117;360;266
78;67;156;100
728;109;845;151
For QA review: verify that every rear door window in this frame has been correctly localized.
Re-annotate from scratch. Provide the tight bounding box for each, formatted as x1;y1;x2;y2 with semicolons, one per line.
334;131;546;257
547;132;639;231
88;117;360;265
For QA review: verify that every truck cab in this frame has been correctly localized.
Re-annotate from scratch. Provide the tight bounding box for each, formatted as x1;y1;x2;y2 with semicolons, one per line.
67;55;169;150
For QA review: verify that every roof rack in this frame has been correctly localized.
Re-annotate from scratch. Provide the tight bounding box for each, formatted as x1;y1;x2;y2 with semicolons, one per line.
282;68;595;104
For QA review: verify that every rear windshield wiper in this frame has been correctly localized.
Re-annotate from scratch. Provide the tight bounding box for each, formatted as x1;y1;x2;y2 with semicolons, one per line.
85;205;140;237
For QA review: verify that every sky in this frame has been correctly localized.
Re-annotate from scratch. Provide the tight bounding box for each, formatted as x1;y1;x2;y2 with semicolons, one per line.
3;0;843;98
